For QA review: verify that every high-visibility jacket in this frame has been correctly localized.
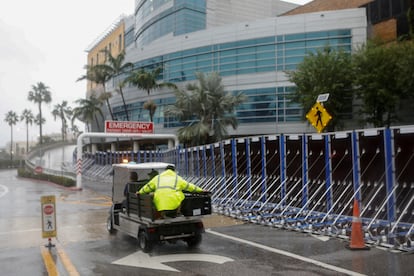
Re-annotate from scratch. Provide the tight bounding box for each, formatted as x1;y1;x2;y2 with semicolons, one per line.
138;169;203;211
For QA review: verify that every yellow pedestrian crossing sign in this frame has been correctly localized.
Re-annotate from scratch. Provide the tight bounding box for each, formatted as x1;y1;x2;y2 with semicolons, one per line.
306;102;332;133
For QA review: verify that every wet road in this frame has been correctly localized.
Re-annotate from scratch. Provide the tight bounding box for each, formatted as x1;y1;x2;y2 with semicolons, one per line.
0;169;413;276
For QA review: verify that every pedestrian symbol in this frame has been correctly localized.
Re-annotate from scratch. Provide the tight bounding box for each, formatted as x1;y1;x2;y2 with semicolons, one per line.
306;102;332;133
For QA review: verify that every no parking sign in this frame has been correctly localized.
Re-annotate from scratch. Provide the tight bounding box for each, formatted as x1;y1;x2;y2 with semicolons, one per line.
41;195;57;238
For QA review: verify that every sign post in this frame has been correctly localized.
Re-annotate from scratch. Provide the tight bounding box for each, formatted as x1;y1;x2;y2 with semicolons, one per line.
41;195;57;248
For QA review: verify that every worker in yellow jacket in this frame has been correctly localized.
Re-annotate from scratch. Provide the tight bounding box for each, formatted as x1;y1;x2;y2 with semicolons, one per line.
137;166;204;217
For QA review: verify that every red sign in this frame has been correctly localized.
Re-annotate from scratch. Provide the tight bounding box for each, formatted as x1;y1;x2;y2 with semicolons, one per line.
34;166;43;174
105;120;154;134
43;205;54;215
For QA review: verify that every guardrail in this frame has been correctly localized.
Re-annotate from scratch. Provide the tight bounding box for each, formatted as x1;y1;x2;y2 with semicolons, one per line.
25;142;77;180
25;158;76;180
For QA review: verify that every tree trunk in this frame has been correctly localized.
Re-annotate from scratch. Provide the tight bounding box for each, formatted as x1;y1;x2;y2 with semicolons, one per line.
119;86;129;120
10;125;13;163
103;84;114;120
26;123;29;153
39;103;43;144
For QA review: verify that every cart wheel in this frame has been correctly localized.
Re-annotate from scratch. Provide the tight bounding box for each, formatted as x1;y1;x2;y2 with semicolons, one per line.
106;216;116;234
138;231;153;253
186;233;202;248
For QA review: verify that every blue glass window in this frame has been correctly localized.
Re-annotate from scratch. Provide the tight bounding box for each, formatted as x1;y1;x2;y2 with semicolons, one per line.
119;28;353;126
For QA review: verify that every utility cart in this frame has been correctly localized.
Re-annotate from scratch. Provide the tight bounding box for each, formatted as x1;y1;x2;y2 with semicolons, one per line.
106;162;211;252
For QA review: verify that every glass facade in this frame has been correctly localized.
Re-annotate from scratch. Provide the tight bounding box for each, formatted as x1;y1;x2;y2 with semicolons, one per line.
113;29;352;128
135;0;206;47
124;27;135;48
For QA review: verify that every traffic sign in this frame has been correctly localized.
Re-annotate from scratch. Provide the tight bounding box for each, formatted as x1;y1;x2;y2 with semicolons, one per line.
41;195;57;238
317;93;330;103
306;102;332;133
34;166;43;174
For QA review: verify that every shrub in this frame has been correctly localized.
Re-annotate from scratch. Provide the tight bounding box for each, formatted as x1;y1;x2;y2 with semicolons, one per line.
17;167;75;187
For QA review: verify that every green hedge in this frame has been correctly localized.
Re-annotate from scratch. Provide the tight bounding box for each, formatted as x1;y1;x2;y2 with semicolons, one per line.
17;167;75;187
0;159;24;169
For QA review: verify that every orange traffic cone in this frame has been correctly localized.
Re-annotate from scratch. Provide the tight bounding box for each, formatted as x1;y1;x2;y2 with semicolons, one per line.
346;199;370;250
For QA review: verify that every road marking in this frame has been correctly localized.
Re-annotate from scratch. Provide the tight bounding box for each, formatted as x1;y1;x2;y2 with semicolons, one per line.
59;195;112;207
40;241;80;276
206;229;367;276
112;251;234;272
40;246;58;276
0;228;40;235
0;184;9;198
310;234;330;242
56;243;80;276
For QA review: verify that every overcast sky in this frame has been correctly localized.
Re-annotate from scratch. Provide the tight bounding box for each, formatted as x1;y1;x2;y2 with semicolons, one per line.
0;0;311;148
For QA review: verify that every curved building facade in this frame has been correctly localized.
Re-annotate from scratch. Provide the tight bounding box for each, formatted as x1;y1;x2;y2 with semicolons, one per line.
101;0;367;137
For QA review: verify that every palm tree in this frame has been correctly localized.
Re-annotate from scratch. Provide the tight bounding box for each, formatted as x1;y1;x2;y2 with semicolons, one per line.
27;82;52;144
4;111;19;163
77;65;114;120
72;95;104;132
165;72;246;146
127;67;177;122
52;101;72;141
100;49;133;120
34;114;46;141
143;100;158;122
70;124;81;140
20;109;34;153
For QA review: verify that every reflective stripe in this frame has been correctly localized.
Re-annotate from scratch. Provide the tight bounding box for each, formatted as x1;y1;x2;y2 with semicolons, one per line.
156;173;178;190
156;186;176;190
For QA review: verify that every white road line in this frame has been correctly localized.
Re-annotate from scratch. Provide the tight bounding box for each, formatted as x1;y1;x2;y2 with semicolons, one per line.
206;229;367;276
0;184;9;198
0;228;40;235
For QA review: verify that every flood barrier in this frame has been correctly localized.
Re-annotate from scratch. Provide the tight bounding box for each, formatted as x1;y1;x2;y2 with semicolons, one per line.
79;126;414;252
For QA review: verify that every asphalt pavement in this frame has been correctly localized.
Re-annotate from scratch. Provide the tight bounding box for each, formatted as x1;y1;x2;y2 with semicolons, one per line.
0;169;413;276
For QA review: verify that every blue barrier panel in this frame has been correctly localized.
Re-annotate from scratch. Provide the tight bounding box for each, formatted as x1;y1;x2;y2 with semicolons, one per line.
265;136;280;205
325;134;333;211
285;134;302;208
195;147;200;177
280;134;286;206
220;141;226;195
184;147;189;176
352;131;361;214
393;127;414;223
302;135;308;210
244;138;252;200
358;129;386;219
210;144;216;178
202;145;207;178
384;128;396;222
260;136;267;202
231;139;238;194
308;134;328;213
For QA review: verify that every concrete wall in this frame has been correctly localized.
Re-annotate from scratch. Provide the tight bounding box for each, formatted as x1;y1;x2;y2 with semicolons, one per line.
282;0;373;16
206;0;297;28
